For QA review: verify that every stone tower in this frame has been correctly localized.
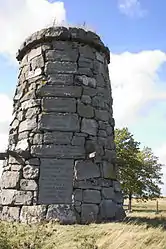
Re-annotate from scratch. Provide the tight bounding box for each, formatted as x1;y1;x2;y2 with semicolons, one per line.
0;27;125;224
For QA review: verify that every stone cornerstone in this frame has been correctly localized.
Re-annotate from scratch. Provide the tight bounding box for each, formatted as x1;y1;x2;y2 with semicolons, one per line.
0;26;125;224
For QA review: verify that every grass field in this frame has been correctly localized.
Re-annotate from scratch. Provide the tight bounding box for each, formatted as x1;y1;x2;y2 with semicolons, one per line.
0;198;166;249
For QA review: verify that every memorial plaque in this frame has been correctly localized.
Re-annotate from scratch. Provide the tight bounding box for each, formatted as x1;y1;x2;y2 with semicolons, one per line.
38;159;74;204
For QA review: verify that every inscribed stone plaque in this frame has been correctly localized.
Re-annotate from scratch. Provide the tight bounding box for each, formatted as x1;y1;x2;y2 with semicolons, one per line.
38;159;74;204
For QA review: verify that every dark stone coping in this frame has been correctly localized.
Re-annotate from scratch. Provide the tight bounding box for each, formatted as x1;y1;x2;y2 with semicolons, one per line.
16;26;110;63
0;153;7;160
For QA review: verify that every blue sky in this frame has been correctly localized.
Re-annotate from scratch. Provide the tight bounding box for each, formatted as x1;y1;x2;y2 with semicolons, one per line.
0;0;166;194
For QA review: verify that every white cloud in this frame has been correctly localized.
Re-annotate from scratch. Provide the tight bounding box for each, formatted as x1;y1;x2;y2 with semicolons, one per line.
0;0;66;59
109;50;166;127
118;0;147;18
109;50;166;195
0;94;12;153
0;94;12;123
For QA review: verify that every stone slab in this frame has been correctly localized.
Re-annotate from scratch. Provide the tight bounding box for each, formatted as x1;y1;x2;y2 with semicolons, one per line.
45;50;78;62
39;113;80;132
46;204;76;224
1;171;20;189
83;190;101;204
42;97;76;113
1;206;20;222
20;205;47;223
38;159;74;204
75;160;100;180
31;145;85;158
37;85;82;98
47;73;73;85
44;131;73;144
81;204;99;224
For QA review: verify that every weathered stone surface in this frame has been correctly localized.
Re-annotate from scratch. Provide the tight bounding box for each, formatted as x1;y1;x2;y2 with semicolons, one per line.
75;75;96;88
73;189;82;202
97;178;113;187
21;99;40;110
32;133;43;144
96;51;105;63
83;86;97;97
20;179;37;191
92;96;107;109
1;190;17;205
30;54;44;71
78;102;94;118
1;206;20;221
18;131;29;141
16;139;29;151
83;190;101;204
39;159;74;204
14;191;33;205
81;204;99;223
113;192;124;204
10;119;19;130
98;130;107;137
42;97;76;112
74;180;101;190
113;181;122;192
46;204;76;224
102;187;115;199
8;155;25;165
106;137;115;150
19;119;37;132
37;85;82;98
78;59;93;73
75;160;100;180
71;136;85;146
106;125;113;135
102;161;116;179
95;110;109;121
39;113;80;132
28;46;42;61
79;45;95;59
1;190;33;205
100;200;116;219
52;41;72;50
47;73;73;85
11;164;22;171
25;107;40;119
31;145;85;158
1;171;20;189
25;158;40;166
114;205;126;221
45;61;77;74
85;140;97;154
74;201;82;213
104;149;116;163
81;95;91;104
45;50;78;62
44;131;73;144
81;118;98;135
20;205;47;223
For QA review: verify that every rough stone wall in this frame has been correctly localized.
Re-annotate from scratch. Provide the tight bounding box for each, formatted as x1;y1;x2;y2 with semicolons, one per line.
0;27;125;224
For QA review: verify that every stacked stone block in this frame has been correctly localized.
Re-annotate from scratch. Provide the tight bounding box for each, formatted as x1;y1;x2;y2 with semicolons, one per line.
0;27;125;223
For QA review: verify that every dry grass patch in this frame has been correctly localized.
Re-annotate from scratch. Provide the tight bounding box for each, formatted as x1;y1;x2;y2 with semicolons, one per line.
0;199;166;248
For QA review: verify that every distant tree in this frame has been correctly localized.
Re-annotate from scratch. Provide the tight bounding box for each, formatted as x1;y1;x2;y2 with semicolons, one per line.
115;128;163;211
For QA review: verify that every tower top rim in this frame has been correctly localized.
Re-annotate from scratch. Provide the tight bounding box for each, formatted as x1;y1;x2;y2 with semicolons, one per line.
16;26;110;63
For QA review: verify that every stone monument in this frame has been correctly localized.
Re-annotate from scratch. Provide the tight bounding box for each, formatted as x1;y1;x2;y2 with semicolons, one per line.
0;27;125;224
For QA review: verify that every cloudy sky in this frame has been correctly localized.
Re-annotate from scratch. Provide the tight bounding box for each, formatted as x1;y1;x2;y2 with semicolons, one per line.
0;0;166;194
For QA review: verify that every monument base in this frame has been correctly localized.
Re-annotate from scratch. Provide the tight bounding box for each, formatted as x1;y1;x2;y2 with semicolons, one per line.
0;179;126;224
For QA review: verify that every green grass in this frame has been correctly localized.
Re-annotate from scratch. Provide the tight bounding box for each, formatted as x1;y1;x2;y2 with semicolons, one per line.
1;198;166;249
